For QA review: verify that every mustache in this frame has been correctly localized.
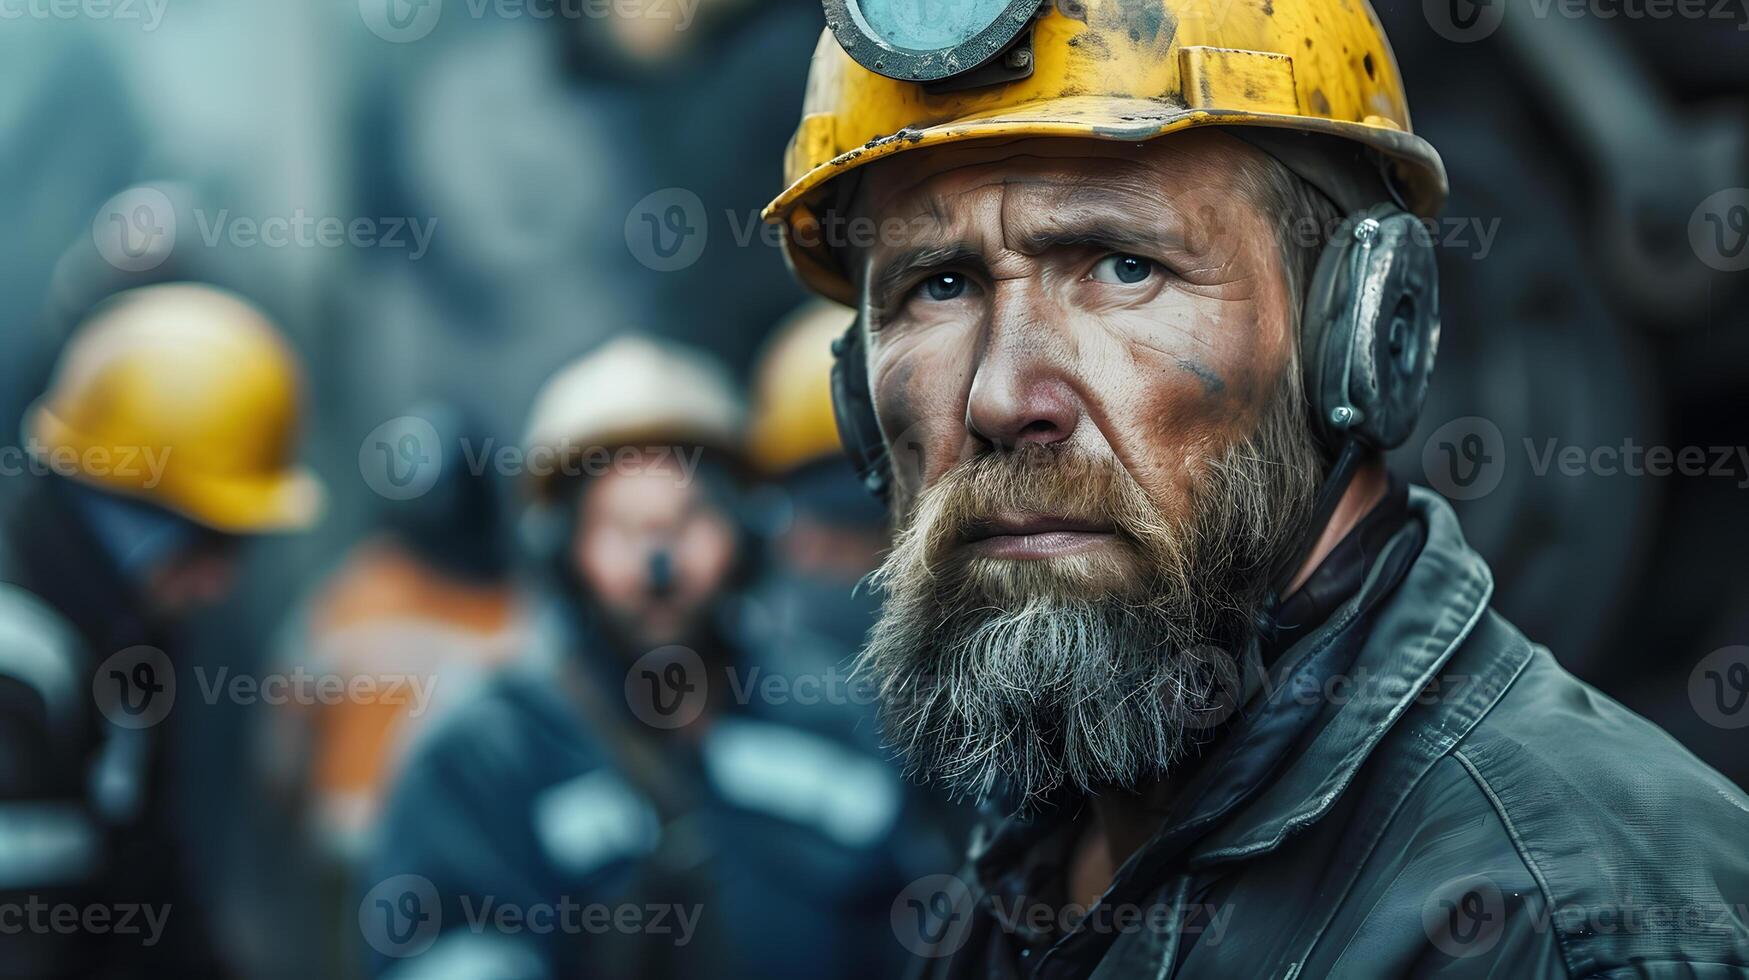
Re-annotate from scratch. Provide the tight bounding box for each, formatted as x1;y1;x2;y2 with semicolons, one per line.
899;445;1178;563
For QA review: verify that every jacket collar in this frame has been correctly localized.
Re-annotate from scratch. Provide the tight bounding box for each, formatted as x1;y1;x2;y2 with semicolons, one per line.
1176;487;1495;865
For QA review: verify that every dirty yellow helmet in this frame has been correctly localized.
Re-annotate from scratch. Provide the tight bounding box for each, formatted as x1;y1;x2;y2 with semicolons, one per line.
763;0;1447;304
749;300;856;476
27;283;323;533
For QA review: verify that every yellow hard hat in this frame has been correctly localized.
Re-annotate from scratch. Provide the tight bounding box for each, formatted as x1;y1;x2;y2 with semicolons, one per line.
749;300;856;475
27;283;323;533
763;0;1447;304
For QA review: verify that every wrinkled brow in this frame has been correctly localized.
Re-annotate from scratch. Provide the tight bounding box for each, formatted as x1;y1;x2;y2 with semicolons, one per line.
867;215;1191;308
860;173;1216;300
869;242;986;311
1010;220;1191;257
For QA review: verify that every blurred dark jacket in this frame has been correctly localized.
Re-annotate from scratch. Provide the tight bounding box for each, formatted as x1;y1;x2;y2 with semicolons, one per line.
910;489;1749;978
0;477;226;978
367;606;944;980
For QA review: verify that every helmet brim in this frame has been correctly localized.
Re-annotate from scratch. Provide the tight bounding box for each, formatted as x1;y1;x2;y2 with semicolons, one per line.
28;405;325;534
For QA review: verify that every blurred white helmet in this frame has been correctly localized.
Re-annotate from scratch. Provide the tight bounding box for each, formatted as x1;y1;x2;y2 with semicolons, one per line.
523;335;746;496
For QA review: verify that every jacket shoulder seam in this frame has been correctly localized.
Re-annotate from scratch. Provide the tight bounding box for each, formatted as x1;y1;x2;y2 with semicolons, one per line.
1451;745;1579;978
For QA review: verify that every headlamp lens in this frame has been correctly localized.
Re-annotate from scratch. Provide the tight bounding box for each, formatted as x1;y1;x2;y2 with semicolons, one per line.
827;0;1042;82
853;0;1012;53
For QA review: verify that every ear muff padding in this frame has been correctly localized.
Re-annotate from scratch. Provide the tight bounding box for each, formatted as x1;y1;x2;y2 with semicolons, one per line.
1302;204;1441;452
829;319;891;500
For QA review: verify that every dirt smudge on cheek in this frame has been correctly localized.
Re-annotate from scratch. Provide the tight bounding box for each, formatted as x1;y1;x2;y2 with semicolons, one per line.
1172;356;1226;397
874;354;933;488
874;355;917;440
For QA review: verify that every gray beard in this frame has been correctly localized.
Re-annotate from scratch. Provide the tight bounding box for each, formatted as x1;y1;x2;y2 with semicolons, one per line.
856;382;1322;809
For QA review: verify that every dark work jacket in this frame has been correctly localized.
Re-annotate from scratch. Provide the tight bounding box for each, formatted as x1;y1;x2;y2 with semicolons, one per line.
369;615;940;980
910;488;1749;978
0;479;225;979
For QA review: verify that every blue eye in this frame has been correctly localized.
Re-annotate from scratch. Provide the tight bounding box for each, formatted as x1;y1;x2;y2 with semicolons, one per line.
1091;255;1154;285
922;273;967;302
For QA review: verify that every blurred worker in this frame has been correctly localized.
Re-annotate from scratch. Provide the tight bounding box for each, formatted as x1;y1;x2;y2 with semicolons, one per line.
760;0;1749;975
0;283;322;978
370;337;928;979
744;300;887;681
744;300;972;852
262;403;528;974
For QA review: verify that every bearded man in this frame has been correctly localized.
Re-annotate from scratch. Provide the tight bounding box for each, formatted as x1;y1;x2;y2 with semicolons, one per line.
760;1;1749;976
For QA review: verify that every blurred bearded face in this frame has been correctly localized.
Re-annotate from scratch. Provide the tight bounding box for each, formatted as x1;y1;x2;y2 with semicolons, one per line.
572;450;740;652
850;133;1325;806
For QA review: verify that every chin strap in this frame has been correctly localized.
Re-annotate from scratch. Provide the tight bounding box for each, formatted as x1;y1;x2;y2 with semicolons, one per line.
1256;438;1366;637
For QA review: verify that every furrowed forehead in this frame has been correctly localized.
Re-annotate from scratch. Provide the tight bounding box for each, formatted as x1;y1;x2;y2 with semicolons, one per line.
854;132;1266;215
849;134;1277;271
860;145;1157;227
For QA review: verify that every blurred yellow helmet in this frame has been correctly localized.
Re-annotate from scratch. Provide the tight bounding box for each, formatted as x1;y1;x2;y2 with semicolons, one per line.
763;0;1447;303
750;301;856;476
27;283;323;533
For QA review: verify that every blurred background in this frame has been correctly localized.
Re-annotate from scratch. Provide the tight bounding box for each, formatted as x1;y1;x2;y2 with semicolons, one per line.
0;0;1744;976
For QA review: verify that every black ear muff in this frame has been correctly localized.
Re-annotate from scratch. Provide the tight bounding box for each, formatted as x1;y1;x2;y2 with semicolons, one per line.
829;318;891;500
1301;204;1441;453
